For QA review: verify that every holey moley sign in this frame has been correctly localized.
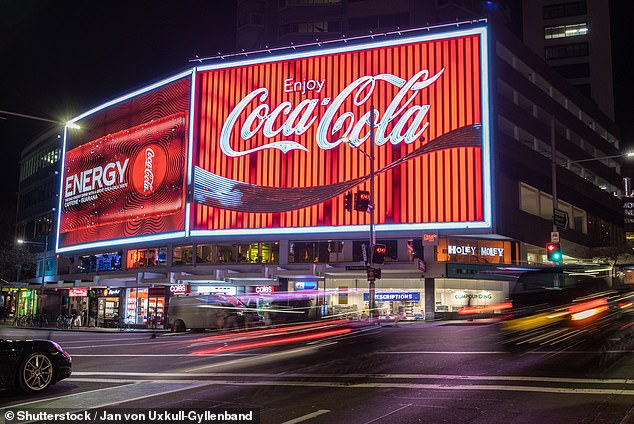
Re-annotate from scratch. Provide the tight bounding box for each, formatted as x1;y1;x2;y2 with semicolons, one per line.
57;25;491;252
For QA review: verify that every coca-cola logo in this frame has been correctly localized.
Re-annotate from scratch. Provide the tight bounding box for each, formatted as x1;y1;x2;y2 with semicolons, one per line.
132;144;167;195
220;70;444;157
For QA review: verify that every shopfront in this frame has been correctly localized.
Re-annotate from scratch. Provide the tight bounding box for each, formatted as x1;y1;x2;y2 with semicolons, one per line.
1;287;37;320
125;287;166;328
92;287;122;327
67;287;89;326
325;277;425;319
433;238;517;316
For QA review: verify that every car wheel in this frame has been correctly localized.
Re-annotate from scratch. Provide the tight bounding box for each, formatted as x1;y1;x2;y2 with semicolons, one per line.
172;320;186;333
17;352;54;393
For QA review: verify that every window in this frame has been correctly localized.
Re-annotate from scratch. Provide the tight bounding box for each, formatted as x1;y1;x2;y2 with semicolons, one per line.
279;20;340;35
519;183;539;216
126;247;167;268
553;63;590;79
545;43;589;60
173;245;193;265
544;23;588;39
352;240;397;263
543;1;587;19
573;207;587;234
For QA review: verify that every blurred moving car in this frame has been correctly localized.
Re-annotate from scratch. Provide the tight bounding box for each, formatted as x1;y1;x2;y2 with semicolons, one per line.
0;338;72;393
168;294;261;332
498;266;634;350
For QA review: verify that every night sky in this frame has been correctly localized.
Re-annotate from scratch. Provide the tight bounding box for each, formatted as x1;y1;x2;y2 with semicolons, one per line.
0;1;237;240
1;1;633;241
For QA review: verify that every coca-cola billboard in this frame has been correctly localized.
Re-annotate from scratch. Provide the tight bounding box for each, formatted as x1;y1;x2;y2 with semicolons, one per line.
190;26;491;234
57;26;491;252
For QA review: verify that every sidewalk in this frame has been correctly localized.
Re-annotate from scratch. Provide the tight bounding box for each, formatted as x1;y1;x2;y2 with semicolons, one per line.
0;321;169;333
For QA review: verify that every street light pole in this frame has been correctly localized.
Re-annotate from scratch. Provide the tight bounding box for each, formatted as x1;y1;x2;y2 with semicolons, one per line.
368;106;376;318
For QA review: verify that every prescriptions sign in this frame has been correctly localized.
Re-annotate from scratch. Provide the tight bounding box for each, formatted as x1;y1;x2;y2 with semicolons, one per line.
191;25;491;235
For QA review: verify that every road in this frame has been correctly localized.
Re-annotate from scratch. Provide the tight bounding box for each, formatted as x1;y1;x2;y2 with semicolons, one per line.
1;320;633;424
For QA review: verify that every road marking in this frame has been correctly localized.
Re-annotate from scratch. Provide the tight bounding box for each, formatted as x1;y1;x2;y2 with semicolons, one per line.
281;409;331;424
364;404;412;424
61;378;634;396
6;381;211;410
69;371;634;385
185;344;322;372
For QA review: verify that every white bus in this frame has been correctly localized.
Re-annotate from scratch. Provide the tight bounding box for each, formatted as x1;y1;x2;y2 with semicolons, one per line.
167;294;260;332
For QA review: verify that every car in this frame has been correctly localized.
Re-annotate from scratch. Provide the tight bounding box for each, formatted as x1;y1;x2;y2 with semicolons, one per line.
498;266;634;351
0;338;72;393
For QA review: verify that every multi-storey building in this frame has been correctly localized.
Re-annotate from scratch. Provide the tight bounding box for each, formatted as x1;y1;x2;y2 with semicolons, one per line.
14;2;627;328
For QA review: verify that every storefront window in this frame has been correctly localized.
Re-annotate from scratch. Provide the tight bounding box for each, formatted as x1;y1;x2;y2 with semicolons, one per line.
173;245;193;265
77;252;122;273
434;279;508;313
352;239;397;262
126;247;167;268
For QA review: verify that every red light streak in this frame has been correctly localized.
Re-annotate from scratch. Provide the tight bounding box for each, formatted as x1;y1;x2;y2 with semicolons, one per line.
567;298;608;314
457;302;513;315
192;328;352;354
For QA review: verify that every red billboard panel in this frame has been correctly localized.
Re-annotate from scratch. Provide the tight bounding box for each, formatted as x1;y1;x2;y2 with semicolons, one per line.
58;75;191;251
191;26;490;235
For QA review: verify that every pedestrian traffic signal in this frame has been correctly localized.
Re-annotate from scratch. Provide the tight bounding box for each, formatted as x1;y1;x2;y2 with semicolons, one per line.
344;191;353;212
374;267;382;280
372;243;387;264
546;242;562;262
355;190;370;212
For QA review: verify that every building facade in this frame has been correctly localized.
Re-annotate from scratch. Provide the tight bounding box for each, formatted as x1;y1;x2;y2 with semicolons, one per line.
16;13;625;328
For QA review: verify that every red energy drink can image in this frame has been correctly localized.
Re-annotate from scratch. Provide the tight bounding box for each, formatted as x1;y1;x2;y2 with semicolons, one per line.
60;112;188;247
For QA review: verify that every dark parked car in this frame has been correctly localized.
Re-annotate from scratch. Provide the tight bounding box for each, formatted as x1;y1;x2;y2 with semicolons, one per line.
0;338;72;393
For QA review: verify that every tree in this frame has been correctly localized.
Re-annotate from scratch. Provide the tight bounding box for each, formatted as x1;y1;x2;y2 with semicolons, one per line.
0;241;36;282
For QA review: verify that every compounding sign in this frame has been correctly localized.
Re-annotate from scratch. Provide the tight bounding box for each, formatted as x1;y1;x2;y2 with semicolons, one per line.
58;25;491;251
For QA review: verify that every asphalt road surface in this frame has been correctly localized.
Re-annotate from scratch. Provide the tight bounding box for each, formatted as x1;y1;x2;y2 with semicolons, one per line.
1;320;633;424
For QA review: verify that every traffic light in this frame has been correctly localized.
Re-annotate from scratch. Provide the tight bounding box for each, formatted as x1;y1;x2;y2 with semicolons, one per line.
374;267;382;280
372;243;387;264
354;190;370;212
546;242;562;262
344;191;352;212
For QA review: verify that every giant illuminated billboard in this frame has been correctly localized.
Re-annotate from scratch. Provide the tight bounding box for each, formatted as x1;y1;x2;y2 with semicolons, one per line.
57;73;192;252
190;25;491;236
57;25;491;252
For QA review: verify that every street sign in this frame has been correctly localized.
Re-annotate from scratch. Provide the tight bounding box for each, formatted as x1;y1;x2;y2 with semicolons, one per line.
553;208;568;229
346;265;368;271
417;259;427;272
550;231;560;243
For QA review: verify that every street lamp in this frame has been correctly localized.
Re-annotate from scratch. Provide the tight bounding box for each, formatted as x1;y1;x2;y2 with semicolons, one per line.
341;106;378;318
549;116;634;238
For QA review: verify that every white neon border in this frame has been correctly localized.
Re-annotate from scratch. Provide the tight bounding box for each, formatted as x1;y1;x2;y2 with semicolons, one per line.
57;70;195;254
192;24;493;235
56;24;493;252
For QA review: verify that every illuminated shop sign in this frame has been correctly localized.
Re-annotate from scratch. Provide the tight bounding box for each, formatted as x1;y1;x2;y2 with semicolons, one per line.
191;25;491;236
294;281;318;291
196;286;237;295
437;238;516;265
363;292;421;301
104;288;121;296
69;287;88;297
169;284;190;296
